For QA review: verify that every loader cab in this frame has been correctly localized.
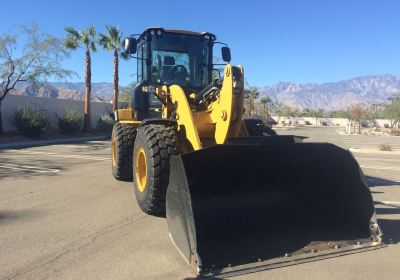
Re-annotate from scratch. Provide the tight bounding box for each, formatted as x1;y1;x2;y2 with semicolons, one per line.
124;28;234;89
124;27;231;118
126;28;222;89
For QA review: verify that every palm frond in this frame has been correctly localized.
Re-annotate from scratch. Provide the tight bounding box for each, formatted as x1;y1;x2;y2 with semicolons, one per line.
90;41;97;52
64;26;81;39
97;33;112;50
86;26;96;38
64;35;79;49
108;26;119;40
63;25;97;52
80;31;89;46
120;50;129;60
107;25;123;48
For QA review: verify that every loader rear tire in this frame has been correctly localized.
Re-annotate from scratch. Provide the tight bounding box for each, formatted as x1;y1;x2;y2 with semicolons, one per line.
111;122;136;181
133;123;178;216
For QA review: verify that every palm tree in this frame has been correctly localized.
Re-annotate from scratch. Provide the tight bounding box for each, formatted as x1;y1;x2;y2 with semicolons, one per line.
260;96;272;125
271;102;284;123
98;26;126;111
246;87;259;118
244;78;260;118
64;26;97;131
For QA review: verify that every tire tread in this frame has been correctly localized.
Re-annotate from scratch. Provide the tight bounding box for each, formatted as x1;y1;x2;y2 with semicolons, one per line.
134;123;178;216
112;123;136;181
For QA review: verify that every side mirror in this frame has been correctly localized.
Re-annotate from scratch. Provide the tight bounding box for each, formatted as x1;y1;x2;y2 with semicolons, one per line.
221;46;231;63
124;37;137;55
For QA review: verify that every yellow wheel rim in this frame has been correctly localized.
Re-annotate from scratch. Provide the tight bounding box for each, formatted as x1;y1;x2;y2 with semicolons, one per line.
111;137;116;167
135;147;147;192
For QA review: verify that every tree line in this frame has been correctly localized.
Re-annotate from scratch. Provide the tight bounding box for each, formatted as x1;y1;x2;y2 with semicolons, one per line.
244;88;400;132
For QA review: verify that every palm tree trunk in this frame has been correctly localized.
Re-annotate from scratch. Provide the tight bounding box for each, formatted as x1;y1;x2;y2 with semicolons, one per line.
252;98;254;118
0;101;3;135
113;49;119;111
262;104;266;123
84;48;91;131
249;98;253;118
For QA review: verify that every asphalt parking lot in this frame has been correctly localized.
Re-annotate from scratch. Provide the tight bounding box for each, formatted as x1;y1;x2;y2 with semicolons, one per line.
1;127;399;280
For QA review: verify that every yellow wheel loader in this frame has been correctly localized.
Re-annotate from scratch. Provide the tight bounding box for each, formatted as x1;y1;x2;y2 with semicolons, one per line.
111;27;383;277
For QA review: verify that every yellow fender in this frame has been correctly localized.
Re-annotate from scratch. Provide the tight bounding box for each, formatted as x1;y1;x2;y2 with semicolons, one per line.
166;85;202;151
114;108;141;127
211;64;244;144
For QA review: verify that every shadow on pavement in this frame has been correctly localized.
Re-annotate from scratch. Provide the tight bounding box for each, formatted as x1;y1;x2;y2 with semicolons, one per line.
367;176;400;187
370;190;385;194
69;140;110;151
0;157;66;180
59;140;111;156
183;277;225;280
377;218;400;244
374;200;400;244
0;209;43;224
376;207;400;215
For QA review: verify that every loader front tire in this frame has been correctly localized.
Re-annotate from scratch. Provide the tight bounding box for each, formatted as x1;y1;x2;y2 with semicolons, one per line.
111;122;136;181
133;123;178;216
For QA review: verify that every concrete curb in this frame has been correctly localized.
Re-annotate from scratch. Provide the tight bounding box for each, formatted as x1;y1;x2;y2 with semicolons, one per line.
0;135;109;150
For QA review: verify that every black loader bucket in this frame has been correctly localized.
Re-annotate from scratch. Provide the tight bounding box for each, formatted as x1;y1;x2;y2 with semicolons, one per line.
166;137;383;277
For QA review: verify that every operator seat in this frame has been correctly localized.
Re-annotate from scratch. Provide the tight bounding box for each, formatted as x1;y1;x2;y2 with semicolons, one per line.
161;56;175;81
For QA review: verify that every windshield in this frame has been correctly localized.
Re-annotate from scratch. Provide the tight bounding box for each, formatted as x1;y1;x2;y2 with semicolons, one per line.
150;32;211;89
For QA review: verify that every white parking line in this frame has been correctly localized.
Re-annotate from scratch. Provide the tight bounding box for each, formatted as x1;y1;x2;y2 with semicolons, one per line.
344;140;400;143
12;150;110;161
0;163;60;173
360;165;400;171
379;201;400;207
356;157;400;162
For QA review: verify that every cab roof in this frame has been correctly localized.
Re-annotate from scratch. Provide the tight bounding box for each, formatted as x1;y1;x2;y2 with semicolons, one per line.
139;27;216;40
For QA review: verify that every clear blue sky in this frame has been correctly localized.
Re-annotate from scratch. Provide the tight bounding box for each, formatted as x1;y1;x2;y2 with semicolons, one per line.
1;0;399;86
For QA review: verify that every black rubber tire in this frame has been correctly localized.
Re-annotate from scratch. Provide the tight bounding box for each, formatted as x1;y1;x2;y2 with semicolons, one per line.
133;123;178;216
111;123;136;181
244;119;277;136
260;125;278;136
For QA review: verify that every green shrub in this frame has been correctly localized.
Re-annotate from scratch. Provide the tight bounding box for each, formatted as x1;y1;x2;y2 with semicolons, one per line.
97;113;115;133
379;143;392;151
57;108;83;134
13;106;50;137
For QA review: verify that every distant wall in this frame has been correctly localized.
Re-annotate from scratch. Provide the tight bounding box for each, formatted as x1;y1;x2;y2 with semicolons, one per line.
2;95;113;132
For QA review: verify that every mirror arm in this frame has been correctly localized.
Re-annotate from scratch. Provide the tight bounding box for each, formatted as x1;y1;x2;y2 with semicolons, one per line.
129;55;150;61
214;41;229;47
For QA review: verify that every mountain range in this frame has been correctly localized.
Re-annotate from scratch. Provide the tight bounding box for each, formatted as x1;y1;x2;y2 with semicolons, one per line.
10;74;400;110
257;74;400;110
11;82;113;102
